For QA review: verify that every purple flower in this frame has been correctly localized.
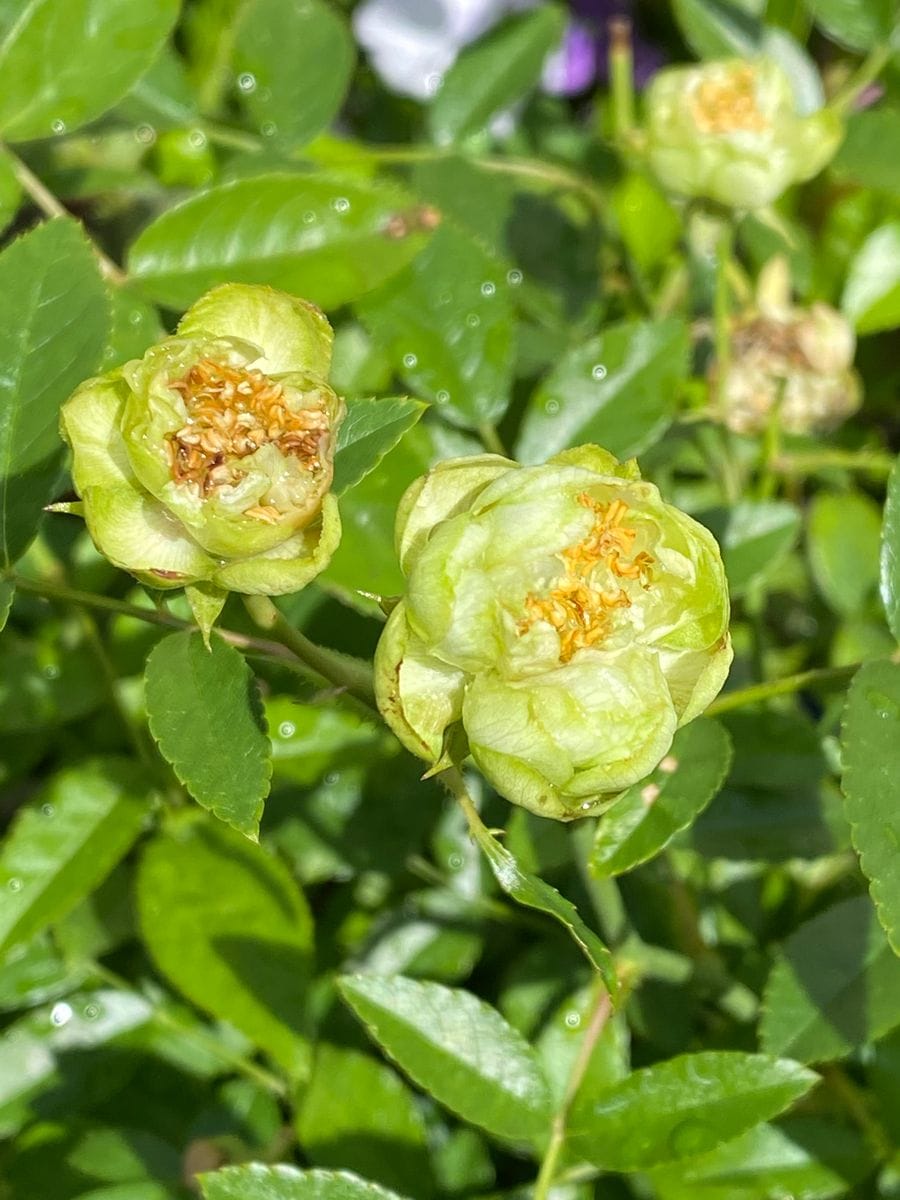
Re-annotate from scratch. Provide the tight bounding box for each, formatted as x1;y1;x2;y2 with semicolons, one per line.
542;20;598;96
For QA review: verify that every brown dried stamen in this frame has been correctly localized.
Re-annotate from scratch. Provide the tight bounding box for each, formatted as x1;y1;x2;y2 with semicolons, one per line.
518;495;654;663
167;358;328;510
690;65;768;135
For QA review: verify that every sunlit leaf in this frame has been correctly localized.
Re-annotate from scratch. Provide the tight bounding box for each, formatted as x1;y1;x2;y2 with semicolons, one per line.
338;973;552;1142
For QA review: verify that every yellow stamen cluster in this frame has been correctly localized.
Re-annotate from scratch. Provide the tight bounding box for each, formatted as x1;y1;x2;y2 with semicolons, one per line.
166;358;328;513
518;494;654;663
690;65;768;135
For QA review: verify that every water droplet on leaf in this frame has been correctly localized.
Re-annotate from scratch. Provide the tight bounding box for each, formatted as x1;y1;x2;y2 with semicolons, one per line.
592;364;608;381
237;72;257;93
50;1002;73;1027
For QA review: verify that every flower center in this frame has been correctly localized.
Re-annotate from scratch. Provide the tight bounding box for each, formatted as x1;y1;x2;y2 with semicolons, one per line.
518;495;654;663
166;359;329;520
690;66;768;135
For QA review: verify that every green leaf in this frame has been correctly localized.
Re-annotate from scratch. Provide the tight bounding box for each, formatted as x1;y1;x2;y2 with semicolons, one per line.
0;626;106;733
0;759;150;956
429;6;565;146
0;577;12;631
410;155;601;330
333;396;428;496
201;1166;410;1200
804;0;897;50
0;218;109;568
591;719;733;879
100;288;165;372
323;424;433;611
235;0;355;147
761;895;900;1063
0;0;180;141
466;819;618;998
841;659;900;955
128;173;434;312
842;221;900;335
650;1116;872;1199
568;1051;818;1171
807;491;882;615
296;1043;434;1195
0;988;153;1112
833;109;900;194
671;0;764;58
0;147;21;235
145;631;271;839
136;815;314;1075
357;224;515;430
338;974;553;1142
881;457;900;642
516;319;690;464
700;501;801;597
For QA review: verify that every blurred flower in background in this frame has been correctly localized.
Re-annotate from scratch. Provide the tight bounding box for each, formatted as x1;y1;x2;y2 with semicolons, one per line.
353;0;663;102
713;258;861;436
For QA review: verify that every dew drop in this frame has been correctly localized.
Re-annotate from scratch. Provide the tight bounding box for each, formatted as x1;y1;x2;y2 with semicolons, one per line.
425;72;443;96
436;389;450;404
506;268;523;286
331;196;350;214
51;118;66;135
237;72;257;93
302;210;317;225
403;352;418;368
134;123;156;145
43;664;59;679
83;1002;101;1020
448;853;463;870
592;364;608;381
41;804;54;819
7;878;22;893
128;309;145;326
324;771;340;786
544;399;560;415
465;313;480;328
278;721;295;738
50;1001;73;1027
261;121;277;138
580;801;593;811
188;128;207;149
480;281;496;297
564;1011;581;1028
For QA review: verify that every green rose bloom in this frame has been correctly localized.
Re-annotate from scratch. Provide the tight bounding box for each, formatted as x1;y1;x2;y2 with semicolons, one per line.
712;256;861;435
60;283;344;595
643;58;842;209
375;446;732;821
